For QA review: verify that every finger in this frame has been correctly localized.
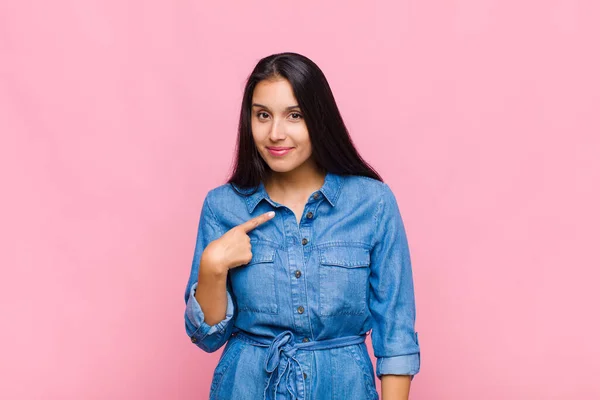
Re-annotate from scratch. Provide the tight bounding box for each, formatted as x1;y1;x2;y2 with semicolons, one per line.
238;211;275;233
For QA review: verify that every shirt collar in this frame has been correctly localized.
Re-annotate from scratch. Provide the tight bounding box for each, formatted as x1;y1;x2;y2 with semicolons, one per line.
233;171;344;214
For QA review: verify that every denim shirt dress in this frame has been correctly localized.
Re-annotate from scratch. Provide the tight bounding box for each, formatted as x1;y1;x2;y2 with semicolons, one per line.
184;172;421;400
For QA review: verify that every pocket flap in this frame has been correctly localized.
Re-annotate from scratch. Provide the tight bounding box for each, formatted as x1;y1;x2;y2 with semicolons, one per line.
319;246;370;268
247;244;276;265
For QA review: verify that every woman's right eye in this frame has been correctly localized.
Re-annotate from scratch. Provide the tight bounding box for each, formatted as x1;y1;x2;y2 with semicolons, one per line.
256;112;269;120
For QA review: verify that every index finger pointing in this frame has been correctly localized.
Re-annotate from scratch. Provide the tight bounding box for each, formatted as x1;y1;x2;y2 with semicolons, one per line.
238;211;276;233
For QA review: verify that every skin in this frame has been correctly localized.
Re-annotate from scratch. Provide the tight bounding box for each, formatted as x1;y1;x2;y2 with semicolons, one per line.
197;76;411;398
381;375;412;400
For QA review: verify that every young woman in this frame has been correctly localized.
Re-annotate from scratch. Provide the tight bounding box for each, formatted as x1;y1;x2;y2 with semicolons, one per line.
184;52;420;400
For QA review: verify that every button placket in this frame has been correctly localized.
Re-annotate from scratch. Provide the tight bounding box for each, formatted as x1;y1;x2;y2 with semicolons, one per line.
282;208;311;340
296;191;322;333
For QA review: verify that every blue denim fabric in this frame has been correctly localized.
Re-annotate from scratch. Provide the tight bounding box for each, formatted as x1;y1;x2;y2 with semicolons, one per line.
184;172;420;400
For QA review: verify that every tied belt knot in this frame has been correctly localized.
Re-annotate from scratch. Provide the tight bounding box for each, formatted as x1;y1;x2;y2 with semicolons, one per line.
236;330;367;400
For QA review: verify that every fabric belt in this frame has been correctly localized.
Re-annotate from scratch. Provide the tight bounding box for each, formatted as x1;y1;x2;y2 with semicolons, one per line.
236;330;367;400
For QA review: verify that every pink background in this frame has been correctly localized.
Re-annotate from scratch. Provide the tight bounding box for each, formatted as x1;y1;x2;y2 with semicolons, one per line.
1;0;599;399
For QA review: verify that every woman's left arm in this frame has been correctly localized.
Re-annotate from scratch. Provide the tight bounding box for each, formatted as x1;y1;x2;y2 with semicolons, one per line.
381;374;411;399
368;183;421;397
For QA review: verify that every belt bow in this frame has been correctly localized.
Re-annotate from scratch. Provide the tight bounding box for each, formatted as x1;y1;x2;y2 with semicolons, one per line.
264;330;304;400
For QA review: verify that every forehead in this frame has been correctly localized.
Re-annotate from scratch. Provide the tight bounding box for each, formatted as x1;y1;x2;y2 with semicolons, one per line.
252;78;298;106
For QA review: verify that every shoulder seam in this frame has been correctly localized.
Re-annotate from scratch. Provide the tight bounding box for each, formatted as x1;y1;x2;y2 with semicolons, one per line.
370;183;389;248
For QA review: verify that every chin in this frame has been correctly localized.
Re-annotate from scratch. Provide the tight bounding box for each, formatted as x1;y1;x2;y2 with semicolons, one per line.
260;150;312;174
265;163;300;173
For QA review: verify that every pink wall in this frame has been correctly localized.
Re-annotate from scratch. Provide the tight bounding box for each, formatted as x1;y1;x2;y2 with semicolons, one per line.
1;0;598;398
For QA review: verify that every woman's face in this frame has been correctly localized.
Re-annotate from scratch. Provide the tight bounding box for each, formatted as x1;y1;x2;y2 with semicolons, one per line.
251;78;313;174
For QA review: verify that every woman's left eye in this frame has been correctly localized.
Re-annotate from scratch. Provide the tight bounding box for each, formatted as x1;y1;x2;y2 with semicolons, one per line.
290;112;303;120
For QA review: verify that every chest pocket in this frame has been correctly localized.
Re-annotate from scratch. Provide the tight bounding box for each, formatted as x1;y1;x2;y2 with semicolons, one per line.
318;245;370;317
229;243;278;314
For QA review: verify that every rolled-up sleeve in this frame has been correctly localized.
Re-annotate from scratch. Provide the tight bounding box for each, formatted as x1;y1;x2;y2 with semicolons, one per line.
183;191;236;353
368;183;421;380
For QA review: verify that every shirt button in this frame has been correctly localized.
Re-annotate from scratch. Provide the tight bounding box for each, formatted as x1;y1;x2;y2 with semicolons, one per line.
295;270;302;278
190;337;197;343
312;193;319;200
301;238;308;245
303;372;308;379
302;337;310;343
306;211;313;219
297;305;305;314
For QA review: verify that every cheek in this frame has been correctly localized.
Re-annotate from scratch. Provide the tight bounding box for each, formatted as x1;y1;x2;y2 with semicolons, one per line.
297;139;312;159
251;121;267;142
289;124;309;143
303;146;313;159
298;131;312;152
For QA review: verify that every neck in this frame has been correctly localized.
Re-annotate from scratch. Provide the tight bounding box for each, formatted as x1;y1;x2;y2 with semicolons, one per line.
264;163;326;201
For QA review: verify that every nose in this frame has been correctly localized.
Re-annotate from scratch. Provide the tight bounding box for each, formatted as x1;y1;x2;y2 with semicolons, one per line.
269;119;287;141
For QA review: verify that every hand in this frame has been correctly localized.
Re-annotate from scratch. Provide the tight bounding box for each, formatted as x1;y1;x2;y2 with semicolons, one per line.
202;211;276;274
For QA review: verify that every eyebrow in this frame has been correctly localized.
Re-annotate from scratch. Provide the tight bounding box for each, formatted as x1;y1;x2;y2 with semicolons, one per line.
252;103;301;111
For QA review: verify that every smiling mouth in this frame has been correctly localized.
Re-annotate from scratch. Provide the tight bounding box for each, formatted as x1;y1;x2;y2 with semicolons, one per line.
266;147;294;156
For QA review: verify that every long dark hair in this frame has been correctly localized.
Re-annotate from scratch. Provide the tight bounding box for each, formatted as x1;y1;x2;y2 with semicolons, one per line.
227;52;382;192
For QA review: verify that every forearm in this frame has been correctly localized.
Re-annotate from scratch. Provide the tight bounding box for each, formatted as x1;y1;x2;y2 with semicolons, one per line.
194;255;229;325
381;375;411;400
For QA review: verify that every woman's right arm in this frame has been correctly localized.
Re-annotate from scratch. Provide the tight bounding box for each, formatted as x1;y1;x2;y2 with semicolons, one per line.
183;191;275;353
195;256;230;326
183;192;235;353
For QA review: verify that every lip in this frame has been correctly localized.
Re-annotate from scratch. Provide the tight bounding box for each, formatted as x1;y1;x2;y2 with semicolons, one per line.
266;147;294;156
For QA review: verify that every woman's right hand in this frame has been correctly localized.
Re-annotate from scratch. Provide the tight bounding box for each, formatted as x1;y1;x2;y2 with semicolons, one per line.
201;211;276;275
